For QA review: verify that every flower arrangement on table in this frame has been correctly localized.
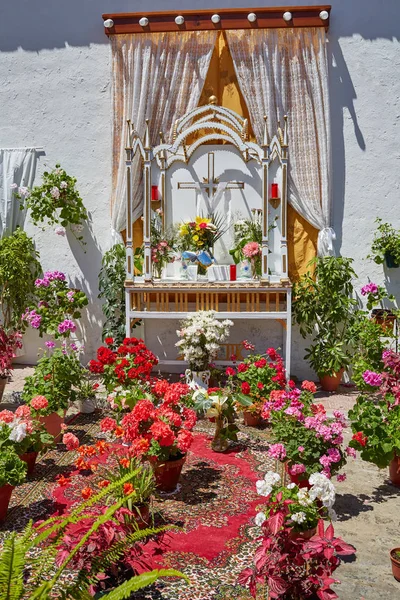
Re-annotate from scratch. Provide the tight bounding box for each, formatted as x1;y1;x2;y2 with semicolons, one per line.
134;213;176;279
226;347;287;420
22;270;88;339
266;381;352;481
22;346;86;416
13;164;88;242
177;214;225;275
229;210;274;278
239;481;355;600
176;311;233;376
348;351;400;473
88;337;158;391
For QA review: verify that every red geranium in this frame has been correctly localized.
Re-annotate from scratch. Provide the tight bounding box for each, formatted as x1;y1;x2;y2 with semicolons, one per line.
352;431;368;447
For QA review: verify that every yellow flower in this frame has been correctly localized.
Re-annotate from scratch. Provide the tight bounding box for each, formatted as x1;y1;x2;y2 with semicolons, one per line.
195;216;210;225
193;235;199;242
180;225;188;236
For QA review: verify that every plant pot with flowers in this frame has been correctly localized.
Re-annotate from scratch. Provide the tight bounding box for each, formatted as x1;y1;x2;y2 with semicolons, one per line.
368;218;400;269
0;448;27;521
360;281;397;333
293;256;357;392
266;381;352;483
253;469;338;539
349;351;400;486
176;311;233;390
100;382;197;493
23;346;86;441
0;405;53;475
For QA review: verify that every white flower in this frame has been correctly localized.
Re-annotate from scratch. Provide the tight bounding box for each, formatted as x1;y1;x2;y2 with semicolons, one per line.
18;186;30;197
287;483;296;489
297;489;313;506
50;186;60;199
309;472;336;508
10;183;18;189
291;511;307;524
55;226;66;236
264;471;281;486
60;181;68;189
72;224;84;233
9;422;27;443
256;479;273;497
255;512;266;526
328;508;337;522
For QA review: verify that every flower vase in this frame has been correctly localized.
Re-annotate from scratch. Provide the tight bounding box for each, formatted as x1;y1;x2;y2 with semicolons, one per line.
19;451;38;476
153;455;186;492
251;259;258;279
185;369;210;390
0;484;14;522
211;416;229;453
152;264;163;280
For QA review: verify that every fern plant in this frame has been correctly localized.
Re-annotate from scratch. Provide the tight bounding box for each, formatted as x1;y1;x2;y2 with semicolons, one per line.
0;470;187;599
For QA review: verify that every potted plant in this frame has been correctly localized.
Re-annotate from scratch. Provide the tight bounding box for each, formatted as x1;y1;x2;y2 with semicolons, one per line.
0;327;22;401
348;351;400;485
22;270;88;339
390;548;400;582
0;228;42;332
0;405;53;475
359;281;398;332
176;311;233;389
76;377;98;414
266;381;351;480
0;448;27;521
293;256;357;391
368;218;400;268
241;400;264;427
229;346;287;400
253;470;337;537
22;346;86;440
14;164;88;243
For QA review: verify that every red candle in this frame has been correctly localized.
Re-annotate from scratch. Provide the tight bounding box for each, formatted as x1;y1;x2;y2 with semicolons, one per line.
271;183;279;198
230;264;237;281
151;185;159;201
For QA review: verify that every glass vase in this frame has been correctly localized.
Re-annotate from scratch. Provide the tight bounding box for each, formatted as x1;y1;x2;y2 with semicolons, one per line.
211;415;229;452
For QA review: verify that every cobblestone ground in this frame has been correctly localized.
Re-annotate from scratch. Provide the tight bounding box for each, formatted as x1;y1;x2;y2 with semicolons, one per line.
3;369;400;599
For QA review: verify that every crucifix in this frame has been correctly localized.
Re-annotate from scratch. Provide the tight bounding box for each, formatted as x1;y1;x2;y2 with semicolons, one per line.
177;152;244;211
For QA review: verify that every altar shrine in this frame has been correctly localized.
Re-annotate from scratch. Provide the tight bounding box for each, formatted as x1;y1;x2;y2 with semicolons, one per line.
124;101;292;374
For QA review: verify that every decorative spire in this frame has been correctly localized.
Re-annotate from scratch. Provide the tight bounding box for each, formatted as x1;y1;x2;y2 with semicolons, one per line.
283;115;288;146
144;119;150;150
208;95;217;105
126;119;132;149
277;119;284;145
262;115;269;146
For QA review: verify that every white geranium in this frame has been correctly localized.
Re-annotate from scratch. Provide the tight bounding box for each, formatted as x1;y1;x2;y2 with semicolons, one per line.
291;511;307;524
255;512;266;526
60;181;68;189
297;488;313;506
309;472;336;508
256;479;273;496
50;186;60;199
9;421;27;443
264;471;281;486
287;482;296;489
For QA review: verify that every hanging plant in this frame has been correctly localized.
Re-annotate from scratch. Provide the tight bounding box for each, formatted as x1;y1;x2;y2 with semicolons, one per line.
14;164;88;242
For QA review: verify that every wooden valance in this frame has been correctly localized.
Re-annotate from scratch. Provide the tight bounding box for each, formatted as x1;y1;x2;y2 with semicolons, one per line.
102;6;331;35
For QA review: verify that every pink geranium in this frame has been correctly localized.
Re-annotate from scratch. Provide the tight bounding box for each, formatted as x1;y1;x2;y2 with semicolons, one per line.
63;432;80;451
31;395;49;410
242;241;261;258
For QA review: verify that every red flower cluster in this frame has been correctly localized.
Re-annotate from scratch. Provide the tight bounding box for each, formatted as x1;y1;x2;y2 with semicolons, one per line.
88;338;158;386
235;349;286;398
352;431;368;447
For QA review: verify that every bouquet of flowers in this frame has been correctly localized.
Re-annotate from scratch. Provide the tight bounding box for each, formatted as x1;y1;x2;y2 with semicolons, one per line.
178;215;224;253
134;213;176;278
266;382;352;480
176;311;233;372
22;271;88;339
88;337;158;390
100;382;196;462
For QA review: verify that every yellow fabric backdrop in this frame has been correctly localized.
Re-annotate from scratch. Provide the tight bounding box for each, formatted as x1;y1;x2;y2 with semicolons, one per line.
130;31;318;279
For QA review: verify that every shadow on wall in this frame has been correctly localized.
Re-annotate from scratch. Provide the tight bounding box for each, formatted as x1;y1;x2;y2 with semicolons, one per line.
1;0;400;52
66;213;104;362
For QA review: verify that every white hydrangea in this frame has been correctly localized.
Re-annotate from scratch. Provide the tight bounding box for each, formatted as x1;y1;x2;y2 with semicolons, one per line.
255;512;266;526
291;511;307;524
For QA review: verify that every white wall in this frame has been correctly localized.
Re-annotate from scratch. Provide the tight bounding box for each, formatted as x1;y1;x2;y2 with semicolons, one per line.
1;0;400;377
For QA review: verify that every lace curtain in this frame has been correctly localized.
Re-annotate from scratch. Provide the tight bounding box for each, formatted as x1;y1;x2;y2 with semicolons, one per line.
111;31;217;238
226;28;334;255
0;148;38;237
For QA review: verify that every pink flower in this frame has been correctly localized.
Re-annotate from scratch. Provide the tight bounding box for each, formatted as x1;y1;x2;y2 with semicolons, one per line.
289;463;306;475
15;405;31;419
298;446;305;453
242;340;255;351
55;226;66;236
100;417;117;433
346;446;357;459
362;370;383;387
63;432;80;451
31;396;49;410
360;282;378;296
225;367;235;377
0;409;15;423
58;319;76;334
337;473;347;482
267;443;286;460
242;241;261;258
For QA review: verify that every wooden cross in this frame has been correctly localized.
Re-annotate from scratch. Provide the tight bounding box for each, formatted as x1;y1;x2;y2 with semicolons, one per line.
177;152;244;210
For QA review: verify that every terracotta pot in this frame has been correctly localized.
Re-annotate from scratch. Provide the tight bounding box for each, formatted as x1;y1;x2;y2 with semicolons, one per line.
243;410;261;427
285;462;310;489
290;526;317;541
0;377;7;402
371;309;397;333
390;548;400;581
0;484;14;522
319;369;344;392
39;412;65;441
389;455;400;486
153;455;186;492
19;451;38;476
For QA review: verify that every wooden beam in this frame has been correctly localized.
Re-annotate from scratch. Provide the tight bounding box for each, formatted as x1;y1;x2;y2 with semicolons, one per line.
102;6;331;35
